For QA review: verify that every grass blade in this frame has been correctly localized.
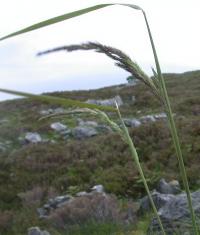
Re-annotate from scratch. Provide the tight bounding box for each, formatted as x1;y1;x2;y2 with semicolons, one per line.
0;88;116;112
0;4;141;41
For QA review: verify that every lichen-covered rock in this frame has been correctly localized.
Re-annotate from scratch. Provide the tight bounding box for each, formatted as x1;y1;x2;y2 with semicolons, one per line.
147;190;200;234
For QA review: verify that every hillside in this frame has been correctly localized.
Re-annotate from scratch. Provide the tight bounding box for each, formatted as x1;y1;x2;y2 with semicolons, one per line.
0;70;200;234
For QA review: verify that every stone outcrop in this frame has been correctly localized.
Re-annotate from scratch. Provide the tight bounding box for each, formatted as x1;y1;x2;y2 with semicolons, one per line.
28;227;50;235
147;190;200;234
123;113;167;128
37;185;105;218
144;179;200;234
86;95;123;107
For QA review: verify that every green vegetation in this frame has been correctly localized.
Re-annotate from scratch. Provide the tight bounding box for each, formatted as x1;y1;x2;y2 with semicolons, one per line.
0;3;200;234
0;71;199;234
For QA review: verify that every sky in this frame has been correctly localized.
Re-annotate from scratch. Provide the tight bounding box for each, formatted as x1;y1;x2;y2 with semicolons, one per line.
0;0;200;100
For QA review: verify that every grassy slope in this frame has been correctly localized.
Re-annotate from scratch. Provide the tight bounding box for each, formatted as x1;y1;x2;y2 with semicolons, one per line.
0;71;199;234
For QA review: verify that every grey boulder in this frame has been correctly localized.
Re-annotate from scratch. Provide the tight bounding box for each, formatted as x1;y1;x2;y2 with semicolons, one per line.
86;95;123;107
123;118;141;127
50;122;67;132
147;190;200;234
73;126;98;139
25;132;42;144
28;227;50;235
156;178;181;195
139;191;175;214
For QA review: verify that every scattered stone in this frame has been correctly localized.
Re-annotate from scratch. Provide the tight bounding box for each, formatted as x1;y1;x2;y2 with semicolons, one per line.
123;118;141;127
73;126;98;139
156;178;181;195
154;113;167;119
37;194;73;218
147;190;200;234
139;191;175;214
54;108;66;114
123;113;167;128
91;185;105;193
140;115;156;123
25;132;42;144
78;120;98;127
86;95;123;107
39;108;66;116
28;227;50;235
76;191;89;197
50;122;67;132
39;109;54;116
40;185;137;229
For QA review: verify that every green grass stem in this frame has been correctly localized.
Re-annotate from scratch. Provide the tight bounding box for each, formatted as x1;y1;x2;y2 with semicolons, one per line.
142;11;199;235
115;104;166;235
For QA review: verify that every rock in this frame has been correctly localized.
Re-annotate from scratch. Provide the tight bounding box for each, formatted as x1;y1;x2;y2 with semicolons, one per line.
25;132;42;144
28;227;50;235
37;194;73;218
91;185;105;193
76;191;89;197
54;108;66;114
50;122;67;132
140;113;167;123
154;113;167;119
86;95;123;107
39;108;66;116
140;115;156;123
123;118;141;127
123;113;167;128
147;190;200;234
39;109;54;116
139;191;175;214
156;178;181;195
73;126;98;139
78;120;98;127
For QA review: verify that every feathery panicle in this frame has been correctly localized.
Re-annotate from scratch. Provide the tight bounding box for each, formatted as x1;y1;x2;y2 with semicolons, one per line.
38;42;163;103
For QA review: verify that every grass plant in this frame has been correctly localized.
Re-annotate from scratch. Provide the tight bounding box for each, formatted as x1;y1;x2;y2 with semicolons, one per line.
0;3;199;234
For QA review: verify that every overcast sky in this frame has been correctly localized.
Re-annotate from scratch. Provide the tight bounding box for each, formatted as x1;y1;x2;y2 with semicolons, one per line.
0;0;200;100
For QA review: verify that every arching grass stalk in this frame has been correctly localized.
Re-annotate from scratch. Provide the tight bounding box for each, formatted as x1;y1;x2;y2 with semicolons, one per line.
142;11;199;234
115;103;166;235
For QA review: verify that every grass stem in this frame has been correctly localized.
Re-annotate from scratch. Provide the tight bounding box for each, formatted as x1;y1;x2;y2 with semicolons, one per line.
116;104;166;235
142;10;199;235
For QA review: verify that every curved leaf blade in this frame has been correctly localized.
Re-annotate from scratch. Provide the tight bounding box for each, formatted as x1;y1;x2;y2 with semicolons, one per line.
0;88;116;112
0;4;142;41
